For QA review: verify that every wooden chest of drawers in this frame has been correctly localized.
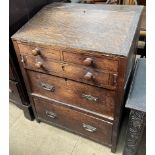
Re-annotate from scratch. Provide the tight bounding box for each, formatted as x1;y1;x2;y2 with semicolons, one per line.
12;3;143;152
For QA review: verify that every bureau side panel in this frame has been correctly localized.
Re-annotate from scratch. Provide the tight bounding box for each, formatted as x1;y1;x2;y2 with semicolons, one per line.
12;40;39;121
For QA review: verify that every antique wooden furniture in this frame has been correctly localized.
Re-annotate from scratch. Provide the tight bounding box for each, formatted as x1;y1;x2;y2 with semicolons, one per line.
12;3;143;152
123;58;146;155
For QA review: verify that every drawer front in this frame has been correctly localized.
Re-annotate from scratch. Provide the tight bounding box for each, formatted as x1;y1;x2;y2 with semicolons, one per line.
63;51;118;72
22;55;117;89
18;43;61;61
33;97;112;146
27;70;115;118
9;80;22;104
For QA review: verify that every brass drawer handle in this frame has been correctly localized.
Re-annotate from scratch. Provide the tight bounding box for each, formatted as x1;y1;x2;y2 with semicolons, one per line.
45;111;56;119
82;123;96;132
32;48;40;56
82;94;98;102
41;82;55;92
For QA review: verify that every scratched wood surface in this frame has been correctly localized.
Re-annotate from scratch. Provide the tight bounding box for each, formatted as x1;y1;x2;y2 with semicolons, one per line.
12;3;143;56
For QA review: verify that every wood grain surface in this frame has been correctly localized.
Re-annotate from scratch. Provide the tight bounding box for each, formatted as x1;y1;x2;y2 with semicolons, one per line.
33;96;113;146
12;3;143;56
27;70;115;118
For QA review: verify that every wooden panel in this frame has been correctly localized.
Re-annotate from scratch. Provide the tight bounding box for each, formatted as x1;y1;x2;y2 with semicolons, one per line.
18;43;61;61
12;3;143;57
33;97;113;146
9;64;15;80
27;70;115;118
21;55;117;89
63;51;118;72
9;80;22;104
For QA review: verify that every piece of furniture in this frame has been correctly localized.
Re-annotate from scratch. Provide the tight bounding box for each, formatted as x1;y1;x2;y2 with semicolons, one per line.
12;3;143;152
123;58;146;155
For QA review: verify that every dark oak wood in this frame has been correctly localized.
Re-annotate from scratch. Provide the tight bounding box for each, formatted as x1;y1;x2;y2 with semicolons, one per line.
33;96;113;146
20;53;117;89
27;70;115;119
18;43;61;61
63;50;119;72
9;80;22;104
12;3;143;152
9;63;15;81
12;3;143;57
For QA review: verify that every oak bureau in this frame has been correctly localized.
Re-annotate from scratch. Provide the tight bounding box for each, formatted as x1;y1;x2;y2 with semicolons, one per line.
12;3;143;152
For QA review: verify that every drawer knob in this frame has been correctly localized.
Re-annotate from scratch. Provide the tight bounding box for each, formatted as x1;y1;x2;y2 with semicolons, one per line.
84;72;93;80
35;62;43;69
32;48;40;56
46;111;56;119
82;123;96;132
83;58;93;66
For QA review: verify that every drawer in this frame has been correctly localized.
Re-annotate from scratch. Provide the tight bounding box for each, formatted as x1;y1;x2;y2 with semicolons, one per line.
18;43;61;61
63;51;118;72
22;55;117;89
27;70;115;119
33;97;113;146
9;80;22;104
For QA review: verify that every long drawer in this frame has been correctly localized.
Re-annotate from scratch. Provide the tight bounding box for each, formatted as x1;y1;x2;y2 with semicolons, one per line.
33;97;113;146
22;54;117;89
27;70;115;119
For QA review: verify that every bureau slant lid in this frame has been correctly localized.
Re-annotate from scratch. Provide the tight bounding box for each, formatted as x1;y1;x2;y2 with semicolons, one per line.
12;3;143;57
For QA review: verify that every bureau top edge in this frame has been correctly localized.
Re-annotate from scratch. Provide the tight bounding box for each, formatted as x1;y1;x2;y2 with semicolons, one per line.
11;3;143;57
13;39;129;59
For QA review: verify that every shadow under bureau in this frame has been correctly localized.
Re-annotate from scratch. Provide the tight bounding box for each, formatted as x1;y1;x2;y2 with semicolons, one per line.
12;3;143;153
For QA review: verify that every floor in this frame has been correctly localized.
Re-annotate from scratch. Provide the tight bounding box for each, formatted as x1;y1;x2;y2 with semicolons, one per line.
10;103;128;155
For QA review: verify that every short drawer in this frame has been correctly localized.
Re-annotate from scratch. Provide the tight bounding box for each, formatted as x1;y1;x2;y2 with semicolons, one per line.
63;51;118;72
22;55;117;89
18;43;61;61
33;97;113;146
9;80;22;104
27;70;115;119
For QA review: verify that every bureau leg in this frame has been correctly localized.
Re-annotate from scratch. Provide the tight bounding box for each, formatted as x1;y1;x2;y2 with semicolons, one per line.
123;110;145;155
